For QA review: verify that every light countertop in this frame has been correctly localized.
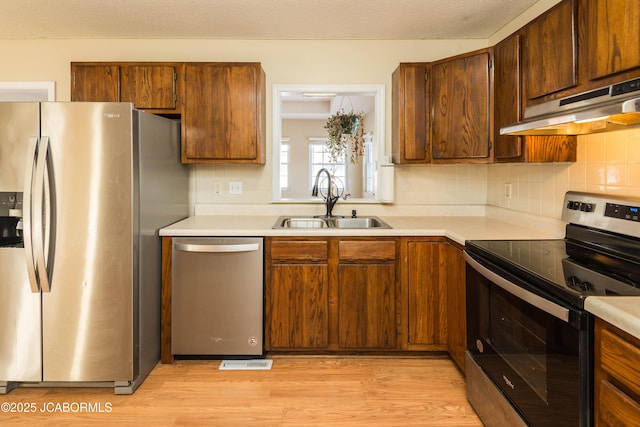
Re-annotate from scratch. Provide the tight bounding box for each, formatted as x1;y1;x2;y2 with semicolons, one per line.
159;214;563;245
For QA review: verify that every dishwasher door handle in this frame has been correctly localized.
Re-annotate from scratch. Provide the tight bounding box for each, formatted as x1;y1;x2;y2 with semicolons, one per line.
174;242;261;253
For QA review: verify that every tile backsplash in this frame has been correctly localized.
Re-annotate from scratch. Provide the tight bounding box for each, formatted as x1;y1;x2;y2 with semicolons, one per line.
487;129;640;219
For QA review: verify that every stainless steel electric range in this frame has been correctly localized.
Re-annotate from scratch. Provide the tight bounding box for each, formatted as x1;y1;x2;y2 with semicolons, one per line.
464;191;640;427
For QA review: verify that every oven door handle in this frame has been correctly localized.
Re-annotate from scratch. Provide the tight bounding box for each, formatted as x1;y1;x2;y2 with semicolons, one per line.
464;252;570;323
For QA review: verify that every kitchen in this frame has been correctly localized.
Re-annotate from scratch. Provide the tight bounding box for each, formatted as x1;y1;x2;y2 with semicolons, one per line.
1;0;640;425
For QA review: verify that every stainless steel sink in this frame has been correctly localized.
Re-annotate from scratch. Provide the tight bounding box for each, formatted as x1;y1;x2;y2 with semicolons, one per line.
278;217;329;229
328;217;390;228
273;216;391;229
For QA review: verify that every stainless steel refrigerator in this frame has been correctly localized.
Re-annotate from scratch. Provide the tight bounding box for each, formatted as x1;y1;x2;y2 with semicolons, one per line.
0;102;189;394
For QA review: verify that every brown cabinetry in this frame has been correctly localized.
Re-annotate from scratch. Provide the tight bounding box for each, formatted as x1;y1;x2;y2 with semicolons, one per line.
391;63;430;164
443;241;466;373
337;240;397;349
266;239;329;350
494;32;577;162
400;238;466;372
71;62;179;113
71;61;265;164
430;49;492;162
594;318;640;426
523;0;577;104
583;0;640;86
404;239;447;350
182;62;266;164
266;237;399;352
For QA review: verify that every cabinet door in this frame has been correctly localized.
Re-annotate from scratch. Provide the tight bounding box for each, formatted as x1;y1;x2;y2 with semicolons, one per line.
586;0;640;82
494;33;577;163
431;51;491;161
183;63;265;163
70;64;120;102
338;263;397;349
267;263;329;350
444;242;466;373
407;241;447;347
525;0;577;101
494;33;524;161
392;63;430;164
120;65;177;110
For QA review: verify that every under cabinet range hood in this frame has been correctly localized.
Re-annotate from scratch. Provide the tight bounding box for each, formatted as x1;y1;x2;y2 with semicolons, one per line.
501;77;640;136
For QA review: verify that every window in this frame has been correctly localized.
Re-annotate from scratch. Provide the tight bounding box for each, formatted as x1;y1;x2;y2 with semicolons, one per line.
280;138;290;190
363;135;374;194
309;138;347;195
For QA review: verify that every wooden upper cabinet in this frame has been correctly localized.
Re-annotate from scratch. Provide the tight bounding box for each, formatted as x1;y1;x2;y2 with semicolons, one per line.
431;49;492;162
584;0;640;83
71;64;120;102
71;62;180;113
494;33;524;161
494;32;577;163
120;65;177;110
392;63;430;164
524;0;577;103
182;62;266;164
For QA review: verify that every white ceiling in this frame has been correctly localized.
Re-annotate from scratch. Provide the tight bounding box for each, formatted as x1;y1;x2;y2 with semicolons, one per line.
0;0;539;40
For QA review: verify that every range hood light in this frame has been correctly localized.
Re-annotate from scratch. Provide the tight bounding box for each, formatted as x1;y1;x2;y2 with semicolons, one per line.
574;115;610;124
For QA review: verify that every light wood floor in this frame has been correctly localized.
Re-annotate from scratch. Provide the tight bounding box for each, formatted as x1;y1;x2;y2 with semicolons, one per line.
0;356;482;426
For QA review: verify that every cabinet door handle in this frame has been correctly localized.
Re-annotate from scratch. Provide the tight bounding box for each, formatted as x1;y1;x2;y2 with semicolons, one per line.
174;243;260;253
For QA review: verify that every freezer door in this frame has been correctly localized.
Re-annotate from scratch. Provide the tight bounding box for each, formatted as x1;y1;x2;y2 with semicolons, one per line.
0;103;42;383
39;102;134;382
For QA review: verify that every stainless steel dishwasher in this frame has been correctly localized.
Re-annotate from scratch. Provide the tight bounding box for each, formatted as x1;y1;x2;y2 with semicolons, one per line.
171;237;264;356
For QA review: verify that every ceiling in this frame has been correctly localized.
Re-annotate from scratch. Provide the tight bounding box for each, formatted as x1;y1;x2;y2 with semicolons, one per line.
0;0;540;40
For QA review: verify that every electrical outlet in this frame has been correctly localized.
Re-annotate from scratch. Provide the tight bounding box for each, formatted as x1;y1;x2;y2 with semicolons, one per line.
505;182;513;199
214;182;223;195
229;181;243;195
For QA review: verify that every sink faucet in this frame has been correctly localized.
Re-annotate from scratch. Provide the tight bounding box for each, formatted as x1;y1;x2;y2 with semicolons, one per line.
311;168;340;218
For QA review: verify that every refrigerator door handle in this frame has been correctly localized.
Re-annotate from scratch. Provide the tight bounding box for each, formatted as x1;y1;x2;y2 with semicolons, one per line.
33;136;51;293
23;136;40;293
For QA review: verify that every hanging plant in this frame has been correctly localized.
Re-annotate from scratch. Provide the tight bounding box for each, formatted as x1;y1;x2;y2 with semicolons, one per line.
323;110;365;164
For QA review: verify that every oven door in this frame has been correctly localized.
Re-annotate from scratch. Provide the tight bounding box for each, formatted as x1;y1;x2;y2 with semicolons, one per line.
464;251;592;427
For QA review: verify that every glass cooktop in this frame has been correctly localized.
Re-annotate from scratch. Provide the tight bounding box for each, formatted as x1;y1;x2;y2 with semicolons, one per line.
465;238;640;309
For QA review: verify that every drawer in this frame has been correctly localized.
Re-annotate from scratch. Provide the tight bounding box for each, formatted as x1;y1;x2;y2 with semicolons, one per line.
598;379;640;427
338;240;396;261
270;240;328;261
600;327;640;398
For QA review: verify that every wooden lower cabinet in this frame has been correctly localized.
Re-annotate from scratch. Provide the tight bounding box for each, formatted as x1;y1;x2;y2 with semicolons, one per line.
266;239;329;351
400;238;466;373
337;240;398;349
266;237;399;352
265;235;466;369
594;317;640;426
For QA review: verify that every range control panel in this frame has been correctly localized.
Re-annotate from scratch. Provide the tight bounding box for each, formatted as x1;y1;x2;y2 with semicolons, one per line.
605;203;640;222
562;191;640;239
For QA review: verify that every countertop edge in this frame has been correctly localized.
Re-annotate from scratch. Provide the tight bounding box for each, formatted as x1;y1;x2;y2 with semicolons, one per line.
585;297;640;339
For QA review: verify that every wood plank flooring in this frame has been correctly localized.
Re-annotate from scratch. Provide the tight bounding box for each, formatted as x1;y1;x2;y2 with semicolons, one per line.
0;356;482;426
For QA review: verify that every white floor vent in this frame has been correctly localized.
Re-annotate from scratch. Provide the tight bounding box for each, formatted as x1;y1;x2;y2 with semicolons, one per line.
219;359;273;370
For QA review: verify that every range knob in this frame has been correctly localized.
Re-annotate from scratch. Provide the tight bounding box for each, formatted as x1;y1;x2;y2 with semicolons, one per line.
580;203;594;212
